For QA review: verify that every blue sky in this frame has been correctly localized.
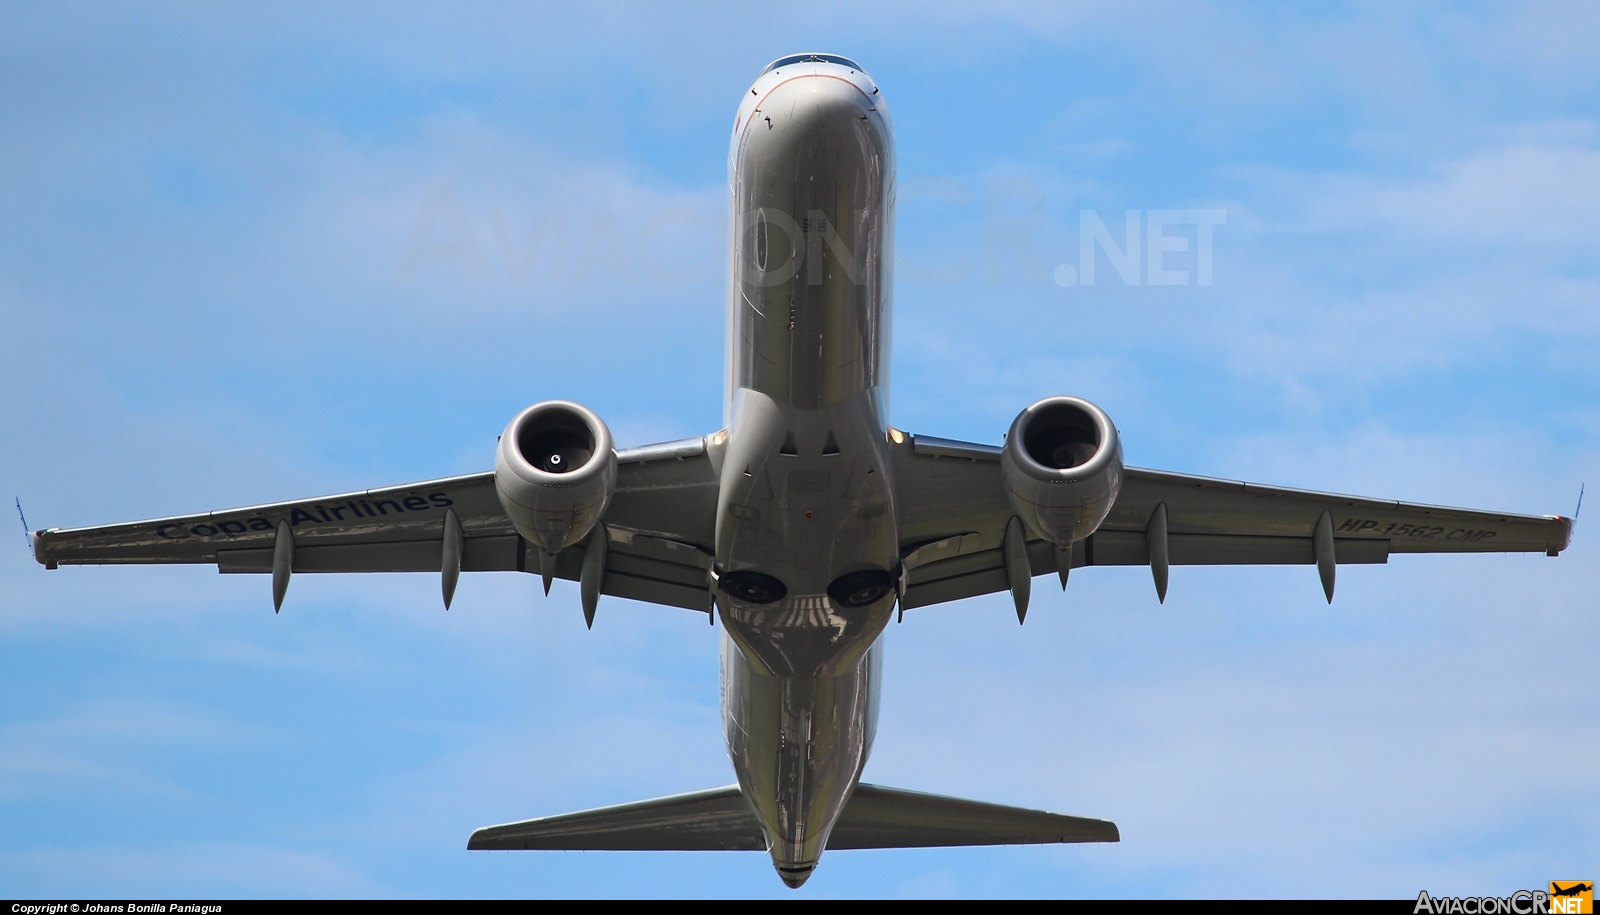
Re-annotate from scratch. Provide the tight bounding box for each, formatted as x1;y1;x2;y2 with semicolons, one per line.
2;1;1596;899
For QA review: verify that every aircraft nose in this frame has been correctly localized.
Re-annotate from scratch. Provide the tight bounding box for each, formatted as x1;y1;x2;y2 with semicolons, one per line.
746;72;884;143
775;73;871;123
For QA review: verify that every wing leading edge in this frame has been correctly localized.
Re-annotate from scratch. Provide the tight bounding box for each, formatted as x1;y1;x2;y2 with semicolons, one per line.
892;432;1573;611
31;438;720;614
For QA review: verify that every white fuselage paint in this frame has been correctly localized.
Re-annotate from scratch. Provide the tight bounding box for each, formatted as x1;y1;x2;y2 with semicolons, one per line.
714;58;897;885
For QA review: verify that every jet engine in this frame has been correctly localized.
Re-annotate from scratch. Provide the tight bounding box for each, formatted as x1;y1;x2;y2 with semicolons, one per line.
494;401;617;554
1000;396;1124;547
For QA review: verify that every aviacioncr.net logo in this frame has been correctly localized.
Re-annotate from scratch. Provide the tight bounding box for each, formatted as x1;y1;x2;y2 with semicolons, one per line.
1413;883;1593;915
1548;882;1593;915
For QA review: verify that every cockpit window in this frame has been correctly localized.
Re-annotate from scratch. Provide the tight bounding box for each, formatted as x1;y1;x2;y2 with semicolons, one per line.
758;54;862;77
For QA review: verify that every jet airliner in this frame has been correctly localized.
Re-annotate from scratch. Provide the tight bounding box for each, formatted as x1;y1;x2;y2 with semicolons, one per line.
31;54;1573;889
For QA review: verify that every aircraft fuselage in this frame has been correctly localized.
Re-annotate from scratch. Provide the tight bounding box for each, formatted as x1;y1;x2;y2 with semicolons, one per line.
714;55;896;887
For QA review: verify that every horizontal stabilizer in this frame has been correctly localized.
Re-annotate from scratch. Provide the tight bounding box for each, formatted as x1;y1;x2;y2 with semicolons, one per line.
468;786;763;851
830;784;1119;848
467;784;1117;852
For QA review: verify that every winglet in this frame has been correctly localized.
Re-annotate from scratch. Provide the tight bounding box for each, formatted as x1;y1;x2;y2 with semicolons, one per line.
31;529;46;565
1548;511;1575;557
31;530;59;570
19;501;59;570
1576;483;1585;520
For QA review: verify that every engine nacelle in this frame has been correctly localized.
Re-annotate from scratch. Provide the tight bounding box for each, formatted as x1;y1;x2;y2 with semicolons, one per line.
494;401;617;554
1000;396;1124;546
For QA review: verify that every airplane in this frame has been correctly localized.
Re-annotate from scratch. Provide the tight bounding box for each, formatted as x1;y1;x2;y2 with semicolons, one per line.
28;53;1574;890
1551;883;1594;897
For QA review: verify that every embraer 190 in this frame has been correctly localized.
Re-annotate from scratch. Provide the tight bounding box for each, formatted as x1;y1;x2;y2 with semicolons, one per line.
31;54;1573;889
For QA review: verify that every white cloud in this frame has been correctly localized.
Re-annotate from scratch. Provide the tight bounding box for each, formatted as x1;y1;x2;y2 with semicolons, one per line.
0;697;273;800
1311;143;1600;248
2;844;388;897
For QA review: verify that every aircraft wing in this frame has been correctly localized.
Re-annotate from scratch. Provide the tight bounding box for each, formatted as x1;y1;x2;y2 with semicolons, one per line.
891;432;1574;610
31;438;718;614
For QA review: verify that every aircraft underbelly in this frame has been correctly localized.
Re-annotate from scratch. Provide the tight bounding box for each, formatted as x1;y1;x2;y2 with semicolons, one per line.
721;634;882;874
727;71;893;417
716;68;898;880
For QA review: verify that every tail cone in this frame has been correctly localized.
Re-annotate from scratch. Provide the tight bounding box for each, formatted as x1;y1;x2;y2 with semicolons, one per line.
776;865;814;889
